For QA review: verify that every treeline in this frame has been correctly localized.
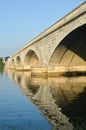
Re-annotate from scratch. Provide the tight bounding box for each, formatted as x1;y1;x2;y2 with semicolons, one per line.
0;57;9;71
0;58;4;70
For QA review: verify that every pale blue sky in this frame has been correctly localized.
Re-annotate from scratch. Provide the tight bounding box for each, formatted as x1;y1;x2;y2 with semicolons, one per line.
0;0;85;57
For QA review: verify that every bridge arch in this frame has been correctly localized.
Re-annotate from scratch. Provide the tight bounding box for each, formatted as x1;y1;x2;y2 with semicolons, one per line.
16;56;21;66
49;24;86;66
24;50;39;67
11;58;14;65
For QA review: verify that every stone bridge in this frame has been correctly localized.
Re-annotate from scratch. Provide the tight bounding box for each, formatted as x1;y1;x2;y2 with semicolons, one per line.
5;2;86;75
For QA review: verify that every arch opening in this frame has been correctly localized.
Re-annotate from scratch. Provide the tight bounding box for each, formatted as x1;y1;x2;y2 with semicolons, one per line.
12;59;14;65
16;56;21;66
24;50;39;67
49;24;86;66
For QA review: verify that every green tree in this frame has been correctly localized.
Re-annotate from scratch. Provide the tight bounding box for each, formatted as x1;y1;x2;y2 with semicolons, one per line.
0;58;5;71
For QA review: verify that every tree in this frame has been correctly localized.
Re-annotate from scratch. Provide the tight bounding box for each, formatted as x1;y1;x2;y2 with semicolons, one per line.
0;58;5;70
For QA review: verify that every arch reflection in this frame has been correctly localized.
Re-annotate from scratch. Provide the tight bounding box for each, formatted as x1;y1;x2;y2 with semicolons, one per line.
6;69;86;130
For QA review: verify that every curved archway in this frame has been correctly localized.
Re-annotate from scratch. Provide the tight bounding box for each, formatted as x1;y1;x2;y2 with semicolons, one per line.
16;56;21;66
24;50;39;67
12;59;14;65
49;24;86;66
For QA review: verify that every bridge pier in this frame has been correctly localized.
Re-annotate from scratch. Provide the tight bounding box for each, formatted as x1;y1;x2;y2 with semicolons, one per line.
31;65;48;76
23;66;31;71
48;66;86;76
15;66;24;71
5;65;15;70
15;65;31;71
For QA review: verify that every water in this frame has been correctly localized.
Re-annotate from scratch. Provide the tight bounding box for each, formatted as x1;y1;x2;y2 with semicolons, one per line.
0;69;86;130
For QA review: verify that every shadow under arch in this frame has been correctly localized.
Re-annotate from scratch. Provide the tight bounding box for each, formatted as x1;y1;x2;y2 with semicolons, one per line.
49;24;86;66
11;58;14;65
24;50;39;67
16;56;21;66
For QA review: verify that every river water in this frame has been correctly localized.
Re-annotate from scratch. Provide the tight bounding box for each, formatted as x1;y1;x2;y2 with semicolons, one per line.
0;69;86;130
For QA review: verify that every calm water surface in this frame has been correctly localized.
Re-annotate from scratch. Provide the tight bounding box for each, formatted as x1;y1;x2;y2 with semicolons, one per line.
0;70;86;130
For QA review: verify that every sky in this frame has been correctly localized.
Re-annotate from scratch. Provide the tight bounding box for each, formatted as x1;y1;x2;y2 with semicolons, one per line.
0;0;85;57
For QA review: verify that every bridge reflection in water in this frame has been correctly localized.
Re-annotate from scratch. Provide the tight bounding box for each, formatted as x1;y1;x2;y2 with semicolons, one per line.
5;69;86;130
